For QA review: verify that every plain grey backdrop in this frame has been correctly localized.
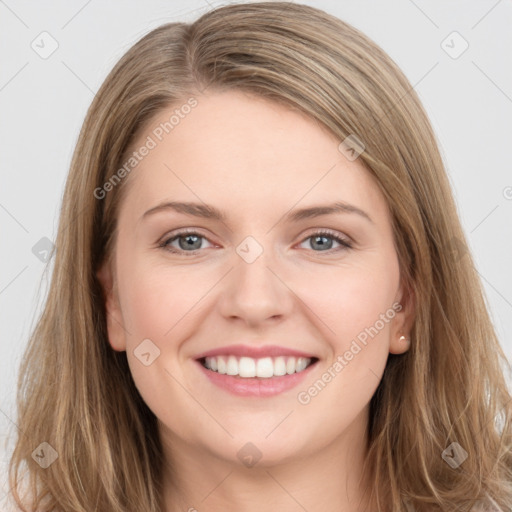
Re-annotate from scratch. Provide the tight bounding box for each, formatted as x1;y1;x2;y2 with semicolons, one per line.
1;0;511;504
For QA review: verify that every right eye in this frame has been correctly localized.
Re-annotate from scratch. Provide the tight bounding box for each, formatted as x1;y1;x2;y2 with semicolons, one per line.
159;229;215;255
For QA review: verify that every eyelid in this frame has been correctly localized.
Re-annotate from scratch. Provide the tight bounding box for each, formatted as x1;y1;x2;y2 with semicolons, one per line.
300;227;352;243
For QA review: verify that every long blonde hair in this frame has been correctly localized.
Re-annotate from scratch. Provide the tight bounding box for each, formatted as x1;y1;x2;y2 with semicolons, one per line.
8;2;512;511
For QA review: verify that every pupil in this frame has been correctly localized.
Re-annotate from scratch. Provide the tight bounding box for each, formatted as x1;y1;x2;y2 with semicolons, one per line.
312;235;332;251
180;234;201;250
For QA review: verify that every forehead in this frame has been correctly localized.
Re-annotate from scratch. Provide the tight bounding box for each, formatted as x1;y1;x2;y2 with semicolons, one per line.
117;90;388;226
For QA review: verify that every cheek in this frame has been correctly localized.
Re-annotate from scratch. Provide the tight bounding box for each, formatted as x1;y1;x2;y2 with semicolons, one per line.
119;263;207;341
292;263;398;433
295;255;400;350
117;266;203;431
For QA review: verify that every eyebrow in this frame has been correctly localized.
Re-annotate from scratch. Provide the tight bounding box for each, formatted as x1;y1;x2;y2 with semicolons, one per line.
140;200;373;224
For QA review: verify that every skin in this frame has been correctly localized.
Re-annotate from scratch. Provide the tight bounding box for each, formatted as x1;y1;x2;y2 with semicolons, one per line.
97;89;415;512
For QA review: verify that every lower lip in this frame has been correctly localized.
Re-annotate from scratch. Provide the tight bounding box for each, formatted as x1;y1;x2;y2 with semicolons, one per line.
195;359;317;397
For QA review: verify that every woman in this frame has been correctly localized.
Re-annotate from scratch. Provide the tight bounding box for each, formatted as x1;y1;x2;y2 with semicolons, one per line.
8;2;512;511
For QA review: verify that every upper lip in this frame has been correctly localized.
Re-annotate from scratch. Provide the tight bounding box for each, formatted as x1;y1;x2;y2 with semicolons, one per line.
194;344;317;360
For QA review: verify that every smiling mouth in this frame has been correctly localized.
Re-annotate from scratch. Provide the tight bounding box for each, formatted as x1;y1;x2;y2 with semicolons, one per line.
198;355;319;378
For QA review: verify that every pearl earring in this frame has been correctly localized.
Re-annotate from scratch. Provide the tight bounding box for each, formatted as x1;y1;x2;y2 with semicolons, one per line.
399;335;409;343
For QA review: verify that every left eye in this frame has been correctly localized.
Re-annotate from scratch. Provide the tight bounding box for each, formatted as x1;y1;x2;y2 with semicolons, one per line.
159;229;352;255
298;231;352;252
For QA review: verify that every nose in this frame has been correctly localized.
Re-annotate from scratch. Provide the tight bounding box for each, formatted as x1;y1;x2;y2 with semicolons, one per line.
217;247;294;328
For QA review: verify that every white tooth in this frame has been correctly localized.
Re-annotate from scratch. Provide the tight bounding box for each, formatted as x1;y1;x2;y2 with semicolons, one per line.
217;356;227;374
239;357;256;377
273;356;287;376
286;357;296;374
296;357;308;372
206;355;313;377
256;357;274;378
226;356;238;375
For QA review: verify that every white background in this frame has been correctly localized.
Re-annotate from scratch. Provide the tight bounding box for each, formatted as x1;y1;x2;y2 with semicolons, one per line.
1;0;511;507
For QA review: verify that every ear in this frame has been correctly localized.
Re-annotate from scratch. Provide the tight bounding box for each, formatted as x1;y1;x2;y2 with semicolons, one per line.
96;258;127;352
389;279;415;355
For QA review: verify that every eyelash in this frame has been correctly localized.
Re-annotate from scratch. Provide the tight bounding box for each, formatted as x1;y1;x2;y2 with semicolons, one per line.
158;228;353;256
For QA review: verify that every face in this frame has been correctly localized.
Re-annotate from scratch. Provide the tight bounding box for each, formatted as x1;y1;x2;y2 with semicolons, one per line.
97;89;413;468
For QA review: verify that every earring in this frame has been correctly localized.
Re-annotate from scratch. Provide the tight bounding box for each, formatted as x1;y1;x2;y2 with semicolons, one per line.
399;335;409;343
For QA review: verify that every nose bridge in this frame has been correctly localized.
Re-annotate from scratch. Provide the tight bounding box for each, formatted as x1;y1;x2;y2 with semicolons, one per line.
218;235;292;324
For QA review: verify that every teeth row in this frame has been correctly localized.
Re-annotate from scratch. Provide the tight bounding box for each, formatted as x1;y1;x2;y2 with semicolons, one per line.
203;356;311;378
